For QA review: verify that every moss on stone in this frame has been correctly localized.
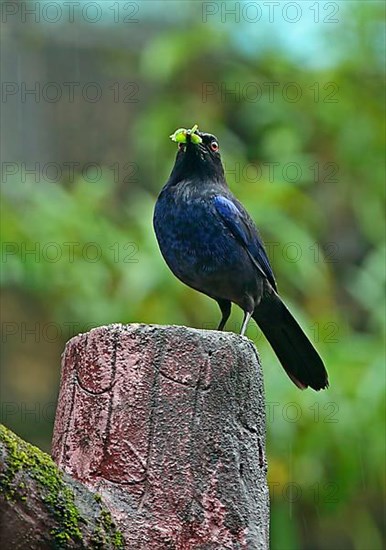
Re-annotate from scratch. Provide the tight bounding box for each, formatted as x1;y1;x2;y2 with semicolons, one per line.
0;425;124;549
0;424;83;547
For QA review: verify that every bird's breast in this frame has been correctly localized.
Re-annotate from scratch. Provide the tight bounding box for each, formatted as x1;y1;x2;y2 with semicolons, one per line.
153;189;249;283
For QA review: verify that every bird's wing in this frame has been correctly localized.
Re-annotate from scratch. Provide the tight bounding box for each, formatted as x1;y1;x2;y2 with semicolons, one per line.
213;195;277;290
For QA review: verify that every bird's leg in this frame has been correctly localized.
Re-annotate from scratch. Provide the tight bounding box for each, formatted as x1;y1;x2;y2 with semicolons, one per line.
240;311;252;336
216;299;231;331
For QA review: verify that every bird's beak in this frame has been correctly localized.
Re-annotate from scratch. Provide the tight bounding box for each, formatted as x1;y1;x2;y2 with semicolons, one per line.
170;124;202;145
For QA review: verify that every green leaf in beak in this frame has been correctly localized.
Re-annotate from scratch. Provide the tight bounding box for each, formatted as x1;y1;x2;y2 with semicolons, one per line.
169;128;188;143
169;124;202;144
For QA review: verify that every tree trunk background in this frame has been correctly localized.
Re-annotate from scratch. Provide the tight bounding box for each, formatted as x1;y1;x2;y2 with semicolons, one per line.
52;324;269;549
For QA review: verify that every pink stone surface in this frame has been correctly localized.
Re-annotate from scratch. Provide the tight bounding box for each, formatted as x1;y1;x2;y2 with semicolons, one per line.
52;324;269;549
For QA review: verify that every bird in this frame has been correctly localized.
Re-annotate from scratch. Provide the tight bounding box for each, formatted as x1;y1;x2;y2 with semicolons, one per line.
153;125;329;391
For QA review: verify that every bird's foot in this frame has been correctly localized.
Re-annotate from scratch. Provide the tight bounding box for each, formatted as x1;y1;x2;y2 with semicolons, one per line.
240;311;252;336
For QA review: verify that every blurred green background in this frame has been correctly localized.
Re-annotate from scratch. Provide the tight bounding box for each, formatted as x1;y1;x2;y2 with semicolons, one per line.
1;1;385;548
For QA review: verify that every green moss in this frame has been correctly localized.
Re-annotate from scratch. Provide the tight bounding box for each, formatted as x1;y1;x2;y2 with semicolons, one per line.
112;530;125;549
0;424;83;547
90;501;125;549
0;425;125;549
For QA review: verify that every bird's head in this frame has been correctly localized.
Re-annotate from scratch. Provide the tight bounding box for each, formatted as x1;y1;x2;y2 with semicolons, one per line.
169;124;225;183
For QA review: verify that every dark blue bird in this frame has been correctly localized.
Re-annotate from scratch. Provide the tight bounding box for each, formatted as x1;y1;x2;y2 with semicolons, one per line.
153;126;328;390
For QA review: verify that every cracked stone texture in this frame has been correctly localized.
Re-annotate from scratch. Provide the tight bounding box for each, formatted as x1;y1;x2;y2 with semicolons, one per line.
52;324;269;549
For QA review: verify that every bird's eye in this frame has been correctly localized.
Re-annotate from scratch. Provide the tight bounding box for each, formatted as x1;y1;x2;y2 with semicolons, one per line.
178;143;186;152
210;141;219;152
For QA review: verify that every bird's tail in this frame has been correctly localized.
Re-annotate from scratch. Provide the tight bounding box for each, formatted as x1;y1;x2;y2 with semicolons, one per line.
252;293;329;391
